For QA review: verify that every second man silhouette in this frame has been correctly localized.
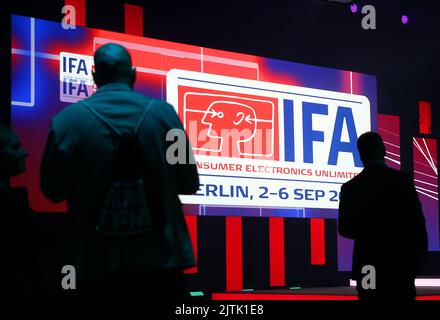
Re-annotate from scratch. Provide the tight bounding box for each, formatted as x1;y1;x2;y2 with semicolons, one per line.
338;131;428;301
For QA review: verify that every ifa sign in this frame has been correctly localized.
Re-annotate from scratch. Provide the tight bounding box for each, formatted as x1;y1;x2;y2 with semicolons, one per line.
167;69;371;209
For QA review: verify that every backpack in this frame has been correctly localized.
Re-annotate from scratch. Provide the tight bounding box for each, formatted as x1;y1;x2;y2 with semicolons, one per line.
82;100;154;237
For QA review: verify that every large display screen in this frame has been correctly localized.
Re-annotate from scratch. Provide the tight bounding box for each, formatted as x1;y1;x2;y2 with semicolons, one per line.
11;15;377;217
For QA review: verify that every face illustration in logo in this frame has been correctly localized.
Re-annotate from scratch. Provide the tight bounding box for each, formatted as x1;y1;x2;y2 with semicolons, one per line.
200;101;257;157
182;90;277;160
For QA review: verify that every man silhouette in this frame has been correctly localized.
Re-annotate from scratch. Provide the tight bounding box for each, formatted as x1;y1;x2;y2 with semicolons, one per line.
338;131;428;301
0;124;49;299
40;43;199;299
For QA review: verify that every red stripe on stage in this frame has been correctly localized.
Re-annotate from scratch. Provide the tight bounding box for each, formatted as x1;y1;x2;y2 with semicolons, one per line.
124;3;144;36
417;295;440;300
64;0;86;27
310;218;326;265
269;217;285;287
212;293;358;300
184;215;198;274
226;217;243;291
212;293;440;301
419;100;431;135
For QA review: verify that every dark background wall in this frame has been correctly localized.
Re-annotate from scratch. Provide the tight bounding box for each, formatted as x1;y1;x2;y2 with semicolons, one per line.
1;0;440;296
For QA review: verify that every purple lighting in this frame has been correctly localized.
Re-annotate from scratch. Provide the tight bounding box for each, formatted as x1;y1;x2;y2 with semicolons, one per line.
350;4;358;13
402;15;408;24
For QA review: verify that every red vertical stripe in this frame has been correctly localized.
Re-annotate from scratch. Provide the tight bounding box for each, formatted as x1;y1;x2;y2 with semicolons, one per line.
184;215;198;274
419;101;431;135
64;0;86;27
342;71;351;94
351;72;362;95
310;218;326;265
226;217;243;291
124;3;144;36
269;217;285;287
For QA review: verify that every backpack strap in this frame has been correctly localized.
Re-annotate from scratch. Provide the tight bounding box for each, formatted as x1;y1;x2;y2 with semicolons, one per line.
134;99;154;134
82;101;122;138
82;99;154;137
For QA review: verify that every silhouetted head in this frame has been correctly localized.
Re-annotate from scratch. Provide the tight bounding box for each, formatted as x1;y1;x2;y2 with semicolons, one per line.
357;131;386;166
0;124;28;181
92;43;136;88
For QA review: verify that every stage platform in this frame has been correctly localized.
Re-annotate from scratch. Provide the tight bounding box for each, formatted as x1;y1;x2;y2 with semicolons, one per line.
211;287;440;300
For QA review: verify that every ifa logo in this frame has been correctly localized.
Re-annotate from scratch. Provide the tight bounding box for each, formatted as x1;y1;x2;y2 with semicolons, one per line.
179;86;279;160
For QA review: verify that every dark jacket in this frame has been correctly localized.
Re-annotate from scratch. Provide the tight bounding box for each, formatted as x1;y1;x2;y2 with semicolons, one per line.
338;162;428;281
40;83;199;280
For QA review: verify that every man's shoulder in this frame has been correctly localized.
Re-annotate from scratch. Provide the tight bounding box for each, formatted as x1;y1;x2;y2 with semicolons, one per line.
382;165;410;182
144;98;180;126
147;97;176;115
125;90;175;115
342;165;410;189
54;93;169;117
341;174;360;191
52;100;88;125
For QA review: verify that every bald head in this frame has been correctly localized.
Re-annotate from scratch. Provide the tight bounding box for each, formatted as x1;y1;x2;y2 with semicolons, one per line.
92;43;136;88
357;131;386;165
